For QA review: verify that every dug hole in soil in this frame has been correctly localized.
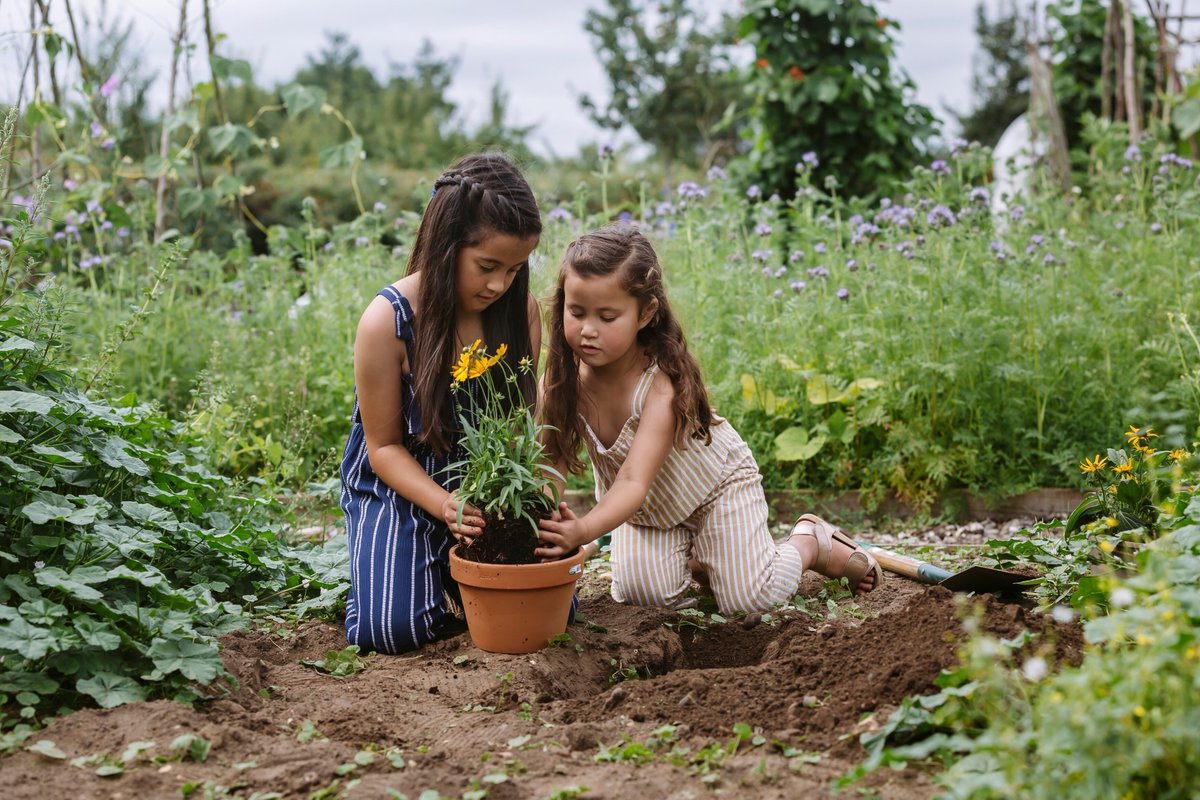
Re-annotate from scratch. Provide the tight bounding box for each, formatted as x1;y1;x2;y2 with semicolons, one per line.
6;541;1082;800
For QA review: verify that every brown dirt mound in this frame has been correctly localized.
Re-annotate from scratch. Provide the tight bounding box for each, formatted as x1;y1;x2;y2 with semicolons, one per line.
3;570;1082;800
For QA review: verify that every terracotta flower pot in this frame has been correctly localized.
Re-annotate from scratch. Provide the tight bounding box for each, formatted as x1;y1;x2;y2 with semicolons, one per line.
449;543;588;654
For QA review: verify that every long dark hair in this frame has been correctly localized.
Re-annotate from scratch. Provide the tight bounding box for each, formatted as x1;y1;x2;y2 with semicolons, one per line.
543;227;713;474
407;152;542;454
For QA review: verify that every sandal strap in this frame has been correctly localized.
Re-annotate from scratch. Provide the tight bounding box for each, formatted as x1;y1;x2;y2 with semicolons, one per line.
791;514;833;574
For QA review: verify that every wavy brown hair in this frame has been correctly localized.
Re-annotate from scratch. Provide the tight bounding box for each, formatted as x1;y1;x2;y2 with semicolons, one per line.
407;152;542;454
542;227;713;474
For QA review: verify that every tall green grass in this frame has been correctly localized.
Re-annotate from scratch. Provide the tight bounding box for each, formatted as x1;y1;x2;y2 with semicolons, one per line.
53;126;1199;507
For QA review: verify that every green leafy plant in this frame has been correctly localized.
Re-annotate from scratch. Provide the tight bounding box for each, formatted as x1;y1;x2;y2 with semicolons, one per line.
445;342;561;562
299;645;369;678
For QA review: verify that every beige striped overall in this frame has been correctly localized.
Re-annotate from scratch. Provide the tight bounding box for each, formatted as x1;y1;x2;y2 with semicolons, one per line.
582;364;805;614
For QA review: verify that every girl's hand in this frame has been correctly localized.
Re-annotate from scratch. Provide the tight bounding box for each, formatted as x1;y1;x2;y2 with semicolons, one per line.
442;492;484;542
536;502;589;561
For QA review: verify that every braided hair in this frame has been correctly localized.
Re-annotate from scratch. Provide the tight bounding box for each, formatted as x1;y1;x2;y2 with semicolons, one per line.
406;152;543;454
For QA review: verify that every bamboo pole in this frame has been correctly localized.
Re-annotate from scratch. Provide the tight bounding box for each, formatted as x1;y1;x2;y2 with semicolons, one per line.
1123;0;1141;142
155;0;189;241
34;0;61;107
1114;0;1128;122
1102;0;1118;120
202;0;227;125
28;0;41;181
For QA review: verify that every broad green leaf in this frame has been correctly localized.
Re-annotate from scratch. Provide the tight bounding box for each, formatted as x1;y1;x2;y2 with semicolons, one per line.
206;123;258;158
74;618;122;651
76;672;147;708
27;740;67;759
0;617;57;659
806;375;845;405
32;444;85;464
142;153;169;178
121;501;180;530
210;54;253;83
34;566;110;601
97;436;151;476
0;424;20;443
148;638;222;683
774;427;826;462
213;173;243;197
170;733;211;762
1174;96;1200;140
281;83;327;117
24;493;107;525
319;136;364;169
0;670;59;694
0;335;36;351
0;390;55;414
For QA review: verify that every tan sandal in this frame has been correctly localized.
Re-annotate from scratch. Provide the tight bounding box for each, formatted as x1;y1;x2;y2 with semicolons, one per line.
789;514;882;594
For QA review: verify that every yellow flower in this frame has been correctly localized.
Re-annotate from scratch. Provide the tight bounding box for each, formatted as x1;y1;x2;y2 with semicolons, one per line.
1169;449;1189;462
1111;462;1134;476
1079;455;1108;473
1124;424;1158;445
1107;485;1118;495
1105;516;1118;528
450;340;507;382
1099;540;1115;553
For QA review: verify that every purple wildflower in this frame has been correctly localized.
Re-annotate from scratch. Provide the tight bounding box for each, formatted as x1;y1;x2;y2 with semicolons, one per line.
926;206;956;227
101;138;115;150
0;238;11;251
655;201;676;217
677;181;706;199
836;287;850;301
53;231;66;241
1030;233;1044;246
807;266;829;279
1124;145;1141;162
751;249;772;263
789;250;805;262
755;223;773;236
86;199;101;214
322;241;335;252
101;220;113;231
63;180;78;191
599;142;615;158
930;159;950;176
773;289;784;298
1010;205;1025;221
746;184;762;199
948;137;968;155
969;187;990;204
547;207;573;223
100;75;120;97
90;121;104;138
773;266;788;278
373;201;387;212
1043;253;1056;264
354;236;370;247
116;226;130;238
706;165;726;182
790;280;806;292
1150;222;1162;234
846;259;858;271
814;242;827;254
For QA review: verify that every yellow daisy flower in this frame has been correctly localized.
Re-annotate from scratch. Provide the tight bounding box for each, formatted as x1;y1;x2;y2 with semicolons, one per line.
1111;462;1134;476
1168;449;1189;462
1079;455;1108;473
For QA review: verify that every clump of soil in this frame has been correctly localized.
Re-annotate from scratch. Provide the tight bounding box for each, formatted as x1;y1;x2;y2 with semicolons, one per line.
3;565;1082;800
456;509;549;564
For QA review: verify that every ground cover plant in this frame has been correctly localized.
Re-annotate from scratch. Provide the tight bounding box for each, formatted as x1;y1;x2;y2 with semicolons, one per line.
0;113;347;749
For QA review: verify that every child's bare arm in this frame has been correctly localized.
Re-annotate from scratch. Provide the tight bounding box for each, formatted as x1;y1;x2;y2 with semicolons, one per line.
536;372;675;557
355;298;483;538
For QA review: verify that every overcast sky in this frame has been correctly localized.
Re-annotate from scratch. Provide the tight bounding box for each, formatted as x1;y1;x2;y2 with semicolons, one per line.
2;1;989;156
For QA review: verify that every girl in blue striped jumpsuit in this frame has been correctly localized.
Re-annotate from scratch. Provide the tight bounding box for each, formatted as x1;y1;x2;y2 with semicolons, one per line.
340;153;544;654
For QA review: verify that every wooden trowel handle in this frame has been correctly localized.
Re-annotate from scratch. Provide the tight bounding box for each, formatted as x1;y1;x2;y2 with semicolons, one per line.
580;540;601;560
860;544;953;585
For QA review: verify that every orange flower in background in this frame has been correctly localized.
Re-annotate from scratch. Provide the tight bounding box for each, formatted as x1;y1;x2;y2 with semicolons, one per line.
755;58;769;68
788;66;805;80
876;17;888;28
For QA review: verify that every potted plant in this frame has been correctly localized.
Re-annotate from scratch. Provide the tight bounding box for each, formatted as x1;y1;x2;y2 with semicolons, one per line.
444;340;589;654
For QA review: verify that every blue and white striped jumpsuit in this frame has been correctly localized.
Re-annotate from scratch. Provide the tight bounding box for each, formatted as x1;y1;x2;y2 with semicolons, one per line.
339;286;470;654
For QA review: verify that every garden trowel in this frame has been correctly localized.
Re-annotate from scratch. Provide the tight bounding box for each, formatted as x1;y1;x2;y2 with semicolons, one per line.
859;543;1030;596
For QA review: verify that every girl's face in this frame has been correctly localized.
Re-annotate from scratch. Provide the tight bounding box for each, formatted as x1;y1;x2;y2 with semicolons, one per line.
455;231;539;314
562;269;656;369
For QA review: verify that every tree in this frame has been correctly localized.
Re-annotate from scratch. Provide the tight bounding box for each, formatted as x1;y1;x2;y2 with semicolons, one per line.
580;0;744;170
739;0;937;200
954;1;1030;147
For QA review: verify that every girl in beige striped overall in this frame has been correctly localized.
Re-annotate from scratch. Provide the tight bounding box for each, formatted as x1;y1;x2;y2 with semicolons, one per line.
536;227;882;614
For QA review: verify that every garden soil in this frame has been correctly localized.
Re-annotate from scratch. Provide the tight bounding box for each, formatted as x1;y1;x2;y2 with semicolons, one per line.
5;544;1082;800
